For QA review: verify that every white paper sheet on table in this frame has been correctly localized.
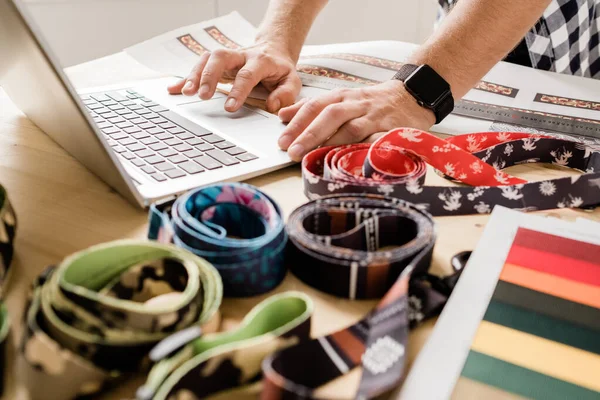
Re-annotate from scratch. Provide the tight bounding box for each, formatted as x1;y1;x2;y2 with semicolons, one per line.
125;12;600;136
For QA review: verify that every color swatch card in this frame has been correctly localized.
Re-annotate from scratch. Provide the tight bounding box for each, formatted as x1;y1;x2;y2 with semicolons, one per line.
396;206;600;400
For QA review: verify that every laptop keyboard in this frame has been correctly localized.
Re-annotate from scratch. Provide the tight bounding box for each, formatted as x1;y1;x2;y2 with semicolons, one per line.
80;90;258;182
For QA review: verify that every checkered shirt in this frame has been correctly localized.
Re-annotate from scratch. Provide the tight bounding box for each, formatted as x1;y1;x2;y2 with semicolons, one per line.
437;0;600;78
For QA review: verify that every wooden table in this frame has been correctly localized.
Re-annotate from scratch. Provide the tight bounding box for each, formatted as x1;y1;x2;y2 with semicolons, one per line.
1;53;599;399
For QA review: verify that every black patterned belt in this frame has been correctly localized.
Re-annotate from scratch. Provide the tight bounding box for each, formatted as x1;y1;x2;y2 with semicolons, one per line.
0;186;16;396
19;240;223;400
260;194;461;399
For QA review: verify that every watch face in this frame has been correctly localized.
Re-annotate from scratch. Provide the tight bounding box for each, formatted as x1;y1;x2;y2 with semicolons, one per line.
405;65;450;107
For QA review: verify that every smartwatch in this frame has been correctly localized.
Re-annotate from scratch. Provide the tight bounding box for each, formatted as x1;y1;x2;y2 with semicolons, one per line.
392;64;454;124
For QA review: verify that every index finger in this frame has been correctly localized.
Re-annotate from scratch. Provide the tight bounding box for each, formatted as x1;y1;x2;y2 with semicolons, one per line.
199;49;246;100
225;59;268;112
168;51;211;96
287;102;364;161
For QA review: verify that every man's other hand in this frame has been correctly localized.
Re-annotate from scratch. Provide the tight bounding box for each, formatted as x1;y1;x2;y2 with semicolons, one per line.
167;43;302;113
277;80;436;161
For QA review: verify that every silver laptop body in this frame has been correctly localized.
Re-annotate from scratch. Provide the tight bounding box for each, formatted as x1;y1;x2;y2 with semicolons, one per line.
0;0;293;208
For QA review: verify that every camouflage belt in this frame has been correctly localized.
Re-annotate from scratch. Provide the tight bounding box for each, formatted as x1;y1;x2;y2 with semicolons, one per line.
136;291;313;400
0;185;16;396
148;183;287;297
0;186;17;297
260;195;462;399
0;304;8;396
19;240;223;400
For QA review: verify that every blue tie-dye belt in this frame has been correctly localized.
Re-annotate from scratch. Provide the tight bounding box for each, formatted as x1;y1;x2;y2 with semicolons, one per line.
148;183;287;297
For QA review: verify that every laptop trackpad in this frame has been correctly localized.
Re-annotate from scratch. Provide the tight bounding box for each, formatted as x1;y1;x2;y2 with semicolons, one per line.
177;97;268;129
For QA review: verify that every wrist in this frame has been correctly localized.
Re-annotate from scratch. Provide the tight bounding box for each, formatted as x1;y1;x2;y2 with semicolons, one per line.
407;47;467;100
388;80;436;129
254;35;299;64
389;65;451;126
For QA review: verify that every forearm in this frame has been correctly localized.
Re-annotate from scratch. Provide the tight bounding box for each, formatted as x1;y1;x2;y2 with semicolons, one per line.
408;0;550;99
256;0;328;62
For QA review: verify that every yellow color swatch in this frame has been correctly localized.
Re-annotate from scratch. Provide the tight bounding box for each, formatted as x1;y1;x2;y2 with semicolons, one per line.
471;321;600;392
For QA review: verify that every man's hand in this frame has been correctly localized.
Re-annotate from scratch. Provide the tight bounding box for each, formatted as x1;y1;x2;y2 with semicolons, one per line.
167;43;302;113
277;80;436;161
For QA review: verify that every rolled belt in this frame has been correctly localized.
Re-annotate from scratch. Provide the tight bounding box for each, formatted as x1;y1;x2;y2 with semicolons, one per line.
137;291;314;400
261;194;461;399
19;240;223;400
149;183;287;297
0;185;16;396
303;129;600;216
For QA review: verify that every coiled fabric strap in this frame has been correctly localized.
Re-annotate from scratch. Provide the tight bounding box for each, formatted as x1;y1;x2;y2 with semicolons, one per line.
148;183;287;297
0;186;16;396
137;291;314;400
261;195;460;399
303;129;600;216
19;240;223;400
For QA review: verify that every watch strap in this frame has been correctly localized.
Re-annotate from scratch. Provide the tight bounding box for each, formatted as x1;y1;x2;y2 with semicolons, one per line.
436;93;455;124
392;64;418;81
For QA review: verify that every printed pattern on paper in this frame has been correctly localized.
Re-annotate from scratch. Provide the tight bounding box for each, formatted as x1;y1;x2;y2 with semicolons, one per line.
204;26;242;49
473;81;519;98
535;93;600;112
296;65;379;86
177;34;209;56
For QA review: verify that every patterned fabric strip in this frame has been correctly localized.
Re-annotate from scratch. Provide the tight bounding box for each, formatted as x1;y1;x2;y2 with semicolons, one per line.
148;183;287;297
19;240;223;400
303;129;600;216
0;304;7;397
0;185;16;296
261;194;462;399
138;291;313;400
0;185;16;397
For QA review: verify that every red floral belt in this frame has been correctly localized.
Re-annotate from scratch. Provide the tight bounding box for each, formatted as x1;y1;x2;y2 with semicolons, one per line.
302;129;600;216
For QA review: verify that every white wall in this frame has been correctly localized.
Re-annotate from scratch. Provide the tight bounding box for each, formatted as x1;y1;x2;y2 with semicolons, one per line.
23;0;438;67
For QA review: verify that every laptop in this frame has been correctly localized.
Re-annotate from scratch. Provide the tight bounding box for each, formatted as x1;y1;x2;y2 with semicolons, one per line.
0;0;293;207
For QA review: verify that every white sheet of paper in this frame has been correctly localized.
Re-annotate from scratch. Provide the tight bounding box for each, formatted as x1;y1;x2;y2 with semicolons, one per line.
125;12;256;79
125;11;600;137
576;216;600;229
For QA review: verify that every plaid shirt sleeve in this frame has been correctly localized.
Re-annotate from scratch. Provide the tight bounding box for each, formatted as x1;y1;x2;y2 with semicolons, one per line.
436;0;600;78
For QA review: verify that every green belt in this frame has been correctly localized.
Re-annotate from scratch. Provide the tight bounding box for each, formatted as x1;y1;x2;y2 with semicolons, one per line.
19;240;223;400
0;185;16;396
137;291;314;400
